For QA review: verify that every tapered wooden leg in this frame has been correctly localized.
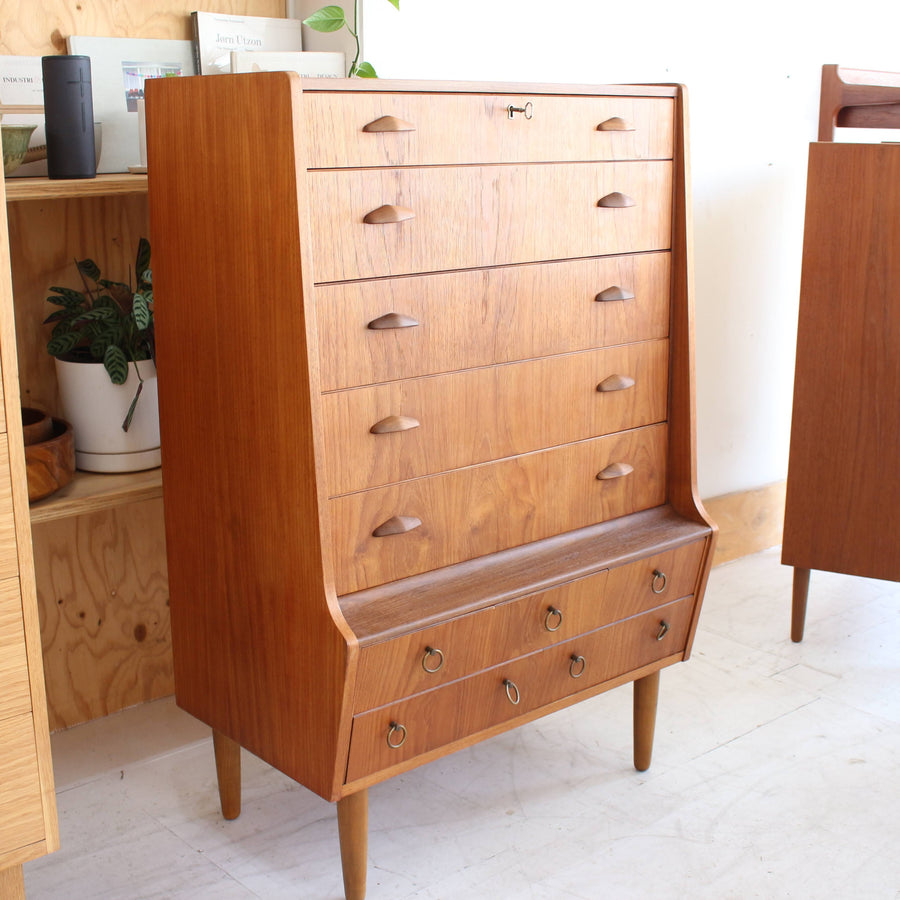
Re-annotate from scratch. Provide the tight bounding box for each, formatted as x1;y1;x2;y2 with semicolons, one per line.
791;567;811;643
0;864;26;899
337;789;368;900
633;670;660;772
212;729;242;820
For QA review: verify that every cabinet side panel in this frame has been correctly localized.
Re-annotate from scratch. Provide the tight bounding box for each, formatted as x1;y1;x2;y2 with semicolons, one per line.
147;72;351;800
783;143;900;580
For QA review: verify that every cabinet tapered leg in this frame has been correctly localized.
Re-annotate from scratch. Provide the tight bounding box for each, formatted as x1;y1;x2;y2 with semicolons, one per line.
633;670;660;772
791;567;811;643
0;865;25;900
213;729;242;820
337;789;368;900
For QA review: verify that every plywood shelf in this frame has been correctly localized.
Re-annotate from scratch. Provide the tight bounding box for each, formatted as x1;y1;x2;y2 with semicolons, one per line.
4;174;148;202
28;467;163;524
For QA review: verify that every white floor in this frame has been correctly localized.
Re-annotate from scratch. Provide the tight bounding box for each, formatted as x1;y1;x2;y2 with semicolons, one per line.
23;547;900;899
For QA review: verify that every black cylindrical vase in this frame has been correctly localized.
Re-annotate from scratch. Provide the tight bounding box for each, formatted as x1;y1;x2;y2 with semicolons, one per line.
42;55;96;179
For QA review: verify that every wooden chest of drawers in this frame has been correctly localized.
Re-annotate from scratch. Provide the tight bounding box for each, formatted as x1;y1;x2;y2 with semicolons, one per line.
147;75;715;900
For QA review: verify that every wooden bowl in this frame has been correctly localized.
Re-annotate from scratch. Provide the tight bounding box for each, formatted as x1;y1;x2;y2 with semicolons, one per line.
21;407;53;446
25;417;75;502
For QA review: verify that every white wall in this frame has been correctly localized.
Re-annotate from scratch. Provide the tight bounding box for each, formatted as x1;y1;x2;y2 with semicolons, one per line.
350;0;900;499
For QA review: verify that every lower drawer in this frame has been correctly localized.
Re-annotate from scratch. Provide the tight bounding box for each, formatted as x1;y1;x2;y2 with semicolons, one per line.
345;594;694;782
0;712;46;854
0;578;31;721
332;424;668;594
352;537;707;711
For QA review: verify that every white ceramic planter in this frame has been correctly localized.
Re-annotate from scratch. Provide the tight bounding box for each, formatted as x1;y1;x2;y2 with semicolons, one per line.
55;358;160;473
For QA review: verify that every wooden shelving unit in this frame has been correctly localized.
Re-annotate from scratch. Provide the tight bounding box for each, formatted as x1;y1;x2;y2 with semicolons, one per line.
4;173;148;201
28;468;163;524
5;174;160;528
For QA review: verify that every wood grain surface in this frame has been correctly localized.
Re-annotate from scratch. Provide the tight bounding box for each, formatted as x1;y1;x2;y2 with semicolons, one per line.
304;93;673;168
316;252;671;391
31;500;172;730
310;162;672;281
783;143;900;581
331;424;668;593
322;340;668;495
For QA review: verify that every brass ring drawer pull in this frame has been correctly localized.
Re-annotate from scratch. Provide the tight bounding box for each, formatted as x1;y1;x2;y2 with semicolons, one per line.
544;605;563;632
507;101;533;119
503;678;521;705
651;569;667;594
656;620;670;641
422;646;444;673
386;721;407;748
569;654;586;678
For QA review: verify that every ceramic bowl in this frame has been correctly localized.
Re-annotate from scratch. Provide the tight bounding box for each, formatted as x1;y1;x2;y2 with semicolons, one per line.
2;124;37;175
25;417;75;502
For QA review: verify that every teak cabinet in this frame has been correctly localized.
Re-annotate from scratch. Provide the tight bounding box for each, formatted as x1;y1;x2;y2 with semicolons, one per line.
0;173;59;893
146;75;715;900
783;141;900;638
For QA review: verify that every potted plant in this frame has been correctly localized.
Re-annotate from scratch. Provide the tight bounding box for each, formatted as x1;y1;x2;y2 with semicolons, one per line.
43;237;160;473
303;0;398;77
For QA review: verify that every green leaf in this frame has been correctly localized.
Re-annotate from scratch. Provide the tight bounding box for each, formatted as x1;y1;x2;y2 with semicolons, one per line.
121;379;143;432
42;309;72;325
73;306;119;324
385;0;399;9
46;286;89;308
134;238;151;288
132;292;151;330
302;5;347;32
103;345;129;385
356;60;378;78
77;258;101;282
47;332;81;358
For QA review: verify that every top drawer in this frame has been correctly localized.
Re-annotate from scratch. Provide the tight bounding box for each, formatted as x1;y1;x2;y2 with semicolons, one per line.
303;92;674;168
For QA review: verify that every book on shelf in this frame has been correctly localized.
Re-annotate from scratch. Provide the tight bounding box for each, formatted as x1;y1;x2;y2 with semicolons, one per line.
191;11;304;76
0;55;47;177
229;50;344;77
66;35;194;174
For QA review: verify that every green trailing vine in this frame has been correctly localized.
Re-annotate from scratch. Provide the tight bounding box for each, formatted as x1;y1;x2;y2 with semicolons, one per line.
302;0;399;78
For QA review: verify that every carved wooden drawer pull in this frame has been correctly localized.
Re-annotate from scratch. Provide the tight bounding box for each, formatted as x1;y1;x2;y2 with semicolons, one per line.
656;620;670;641
544;605;563;632
370;415;420;434
363;205;415;225
422;646;444;673
363;115;416;133
372;515;422;537
597;116;635;132
367;312;420;330
595;285;635;303
597;192;636;208
503;678;521;705
386;721;407;748
651;569;668;594
596;462;634;480
597;374;636;393
569;654;586;678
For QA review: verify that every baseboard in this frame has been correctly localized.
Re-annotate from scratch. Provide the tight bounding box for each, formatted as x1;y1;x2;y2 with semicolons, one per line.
703;480;786;566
